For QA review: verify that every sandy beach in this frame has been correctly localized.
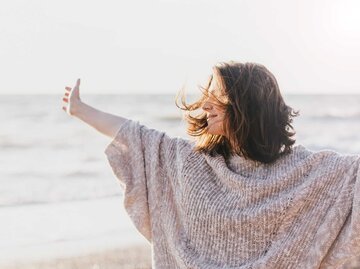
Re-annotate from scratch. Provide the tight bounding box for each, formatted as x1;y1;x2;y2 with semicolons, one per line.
2;244;152;269
3;245;360;269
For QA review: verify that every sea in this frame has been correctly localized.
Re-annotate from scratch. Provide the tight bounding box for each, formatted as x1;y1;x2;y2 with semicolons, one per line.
1;93;360;266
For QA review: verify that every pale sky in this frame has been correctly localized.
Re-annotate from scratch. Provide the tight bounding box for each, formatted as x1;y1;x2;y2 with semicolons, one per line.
1;0;359;94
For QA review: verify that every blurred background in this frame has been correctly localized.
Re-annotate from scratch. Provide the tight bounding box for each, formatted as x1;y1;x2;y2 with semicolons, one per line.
1;0;360;268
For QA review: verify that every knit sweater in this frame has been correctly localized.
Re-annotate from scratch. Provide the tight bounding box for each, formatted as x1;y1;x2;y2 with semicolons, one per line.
104;119;360;269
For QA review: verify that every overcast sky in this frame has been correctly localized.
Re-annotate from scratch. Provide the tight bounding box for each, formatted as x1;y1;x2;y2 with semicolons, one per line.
1;0;359;94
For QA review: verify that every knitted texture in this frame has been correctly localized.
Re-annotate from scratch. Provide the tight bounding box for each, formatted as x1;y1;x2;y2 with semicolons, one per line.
104;119;360;269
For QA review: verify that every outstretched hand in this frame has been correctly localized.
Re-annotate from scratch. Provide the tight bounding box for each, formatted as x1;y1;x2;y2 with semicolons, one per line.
62;78;82;116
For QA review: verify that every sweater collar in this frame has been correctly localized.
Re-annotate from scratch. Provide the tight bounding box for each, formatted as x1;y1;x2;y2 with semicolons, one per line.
202;144;314;190
227;144;310;171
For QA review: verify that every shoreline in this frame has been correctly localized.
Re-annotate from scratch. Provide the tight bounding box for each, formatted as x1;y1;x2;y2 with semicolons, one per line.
3;244;360;269
0;196;148;266
2;244;152;269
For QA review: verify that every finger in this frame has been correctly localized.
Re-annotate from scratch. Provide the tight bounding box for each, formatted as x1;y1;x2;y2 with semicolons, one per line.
63;97;68;103
65;92;69;97
62;106;66;112
65;87;71;91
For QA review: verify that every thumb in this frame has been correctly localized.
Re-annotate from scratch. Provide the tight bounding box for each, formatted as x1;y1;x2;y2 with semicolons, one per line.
75;78;81;89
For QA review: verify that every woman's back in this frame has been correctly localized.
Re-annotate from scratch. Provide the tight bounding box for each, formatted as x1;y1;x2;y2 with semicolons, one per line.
104;119;360;269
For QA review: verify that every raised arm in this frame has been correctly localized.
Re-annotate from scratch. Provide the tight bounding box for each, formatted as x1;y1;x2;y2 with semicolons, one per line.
62;78;127;139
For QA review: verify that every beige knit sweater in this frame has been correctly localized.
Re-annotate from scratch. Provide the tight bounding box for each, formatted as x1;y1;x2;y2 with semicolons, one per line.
104;119;360;269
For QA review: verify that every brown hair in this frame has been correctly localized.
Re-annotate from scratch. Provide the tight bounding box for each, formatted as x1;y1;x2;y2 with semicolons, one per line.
176;61;299;164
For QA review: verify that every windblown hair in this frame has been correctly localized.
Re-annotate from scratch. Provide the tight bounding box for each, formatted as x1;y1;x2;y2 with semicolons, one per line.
175;61;299;164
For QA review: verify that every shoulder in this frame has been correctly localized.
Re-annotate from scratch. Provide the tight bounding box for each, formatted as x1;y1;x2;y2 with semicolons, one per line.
289;144;360;169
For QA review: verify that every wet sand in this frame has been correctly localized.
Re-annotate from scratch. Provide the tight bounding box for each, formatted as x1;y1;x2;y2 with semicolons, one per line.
2;245;152;269
3;244;359;269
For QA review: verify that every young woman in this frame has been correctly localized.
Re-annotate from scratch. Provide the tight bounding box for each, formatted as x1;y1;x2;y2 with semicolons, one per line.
62;62;360;269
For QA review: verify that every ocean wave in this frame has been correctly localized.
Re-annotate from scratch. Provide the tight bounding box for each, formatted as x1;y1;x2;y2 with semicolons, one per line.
0;194;121;208
310;112;360;121
63;171;100;178
0;141;85;150
0;141;33;149
156;114;183;122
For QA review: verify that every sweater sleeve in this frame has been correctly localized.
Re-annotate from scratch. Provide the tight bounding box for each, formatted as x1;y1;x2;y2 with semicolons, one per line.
318;155;360;268
104;119;192;242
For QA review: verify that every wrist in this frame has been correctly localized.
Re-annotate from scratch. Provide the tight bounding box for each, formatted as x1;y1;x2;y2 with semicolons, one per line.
71;100;84;117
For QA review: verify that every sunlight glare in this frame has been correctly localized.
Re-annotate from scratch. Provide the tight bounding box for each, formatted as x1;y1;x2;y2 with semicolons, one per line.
330;0;360;41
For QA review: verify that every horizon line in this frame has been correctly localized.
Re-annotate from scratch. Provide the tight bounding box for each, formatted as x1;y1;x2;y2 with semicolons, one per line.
0;92;359;96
